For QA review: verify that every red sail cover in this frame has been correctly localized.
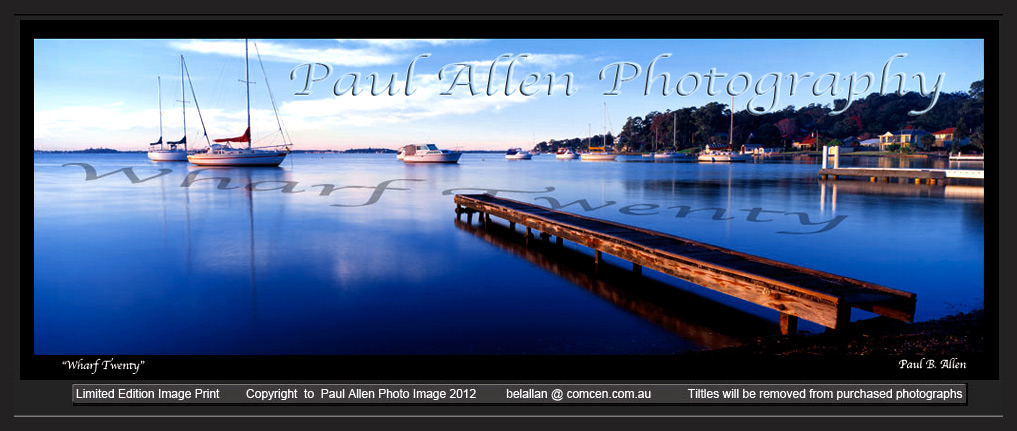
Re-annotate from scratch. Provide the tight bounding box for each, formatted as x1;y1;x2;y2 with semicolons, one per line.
214;127;250;143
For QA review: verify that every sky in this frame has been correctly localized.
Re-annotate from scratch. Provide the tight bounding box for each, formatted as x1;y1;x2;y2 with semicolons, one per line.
33;39;984;151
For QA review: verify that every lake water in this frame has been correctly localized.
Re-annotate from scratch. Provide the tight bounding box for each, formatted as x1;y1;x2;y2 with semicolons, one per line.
32;153;985;354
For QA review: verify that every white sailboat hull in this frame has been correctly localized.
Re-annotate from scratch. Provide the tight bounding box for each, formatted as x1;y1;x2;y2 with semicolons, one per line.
555;153;579;159
505;153;533;160
654;152;691;160
580;153;618;161
697;153;751;162
187;150;288;166
148;150;189;161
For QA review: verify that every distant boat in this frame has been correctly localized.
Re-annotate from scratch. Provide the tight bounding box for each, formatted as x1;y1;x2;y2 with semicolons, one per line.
505;148;533;160
580;146;618;161
697;151;751;162
188;39;291;167
654;151;692;160
949;153;984;161
581;103;619;161
555;147;579;159
401;143;462;163
698;97;750;163
147;75;188;162
655;112;692;160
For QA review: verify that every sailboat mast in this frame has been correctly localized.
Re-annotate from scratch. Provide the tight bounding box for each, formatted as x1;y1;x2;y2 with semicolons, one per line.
245;39;251;150
158;76;163;150
673;111;677;150
180;55;187;151
729;95;734;149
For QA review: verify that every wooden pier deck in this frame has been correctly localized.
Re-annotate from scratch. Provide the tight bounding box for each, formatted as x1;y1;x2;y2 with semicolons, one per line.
818;167;984;184
454;194;916;334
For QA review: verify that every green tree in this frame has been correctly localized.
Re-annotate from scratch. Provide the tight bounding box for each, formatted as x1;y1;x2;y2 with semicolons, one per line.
919;134;935;151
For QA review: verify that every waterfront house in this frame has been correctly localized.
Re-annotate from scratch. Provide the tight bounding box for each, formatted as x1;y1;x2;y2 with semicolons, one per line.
933;127;956;148
741;144;783;155
879;128;931;151
792;135;817;151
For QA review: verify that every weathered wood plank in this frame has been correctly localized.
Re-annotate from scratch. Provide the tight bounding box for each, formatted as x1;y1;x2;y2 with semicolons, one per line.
454;194;916;329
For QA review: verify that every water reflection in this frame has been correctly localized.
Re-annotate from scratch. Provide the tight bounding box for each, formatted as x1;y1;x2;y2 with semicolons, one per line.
454;218;777;349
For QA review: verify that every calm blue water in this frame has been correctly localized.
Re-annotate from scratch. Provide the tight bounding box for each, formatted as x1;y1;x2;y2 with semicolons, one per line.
33;153;985;354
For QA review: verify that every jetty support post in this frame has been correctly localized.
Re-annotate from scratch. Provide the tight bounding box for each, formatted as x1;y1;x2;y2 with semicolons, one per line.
831;145;840;169
779;313;799;335
822;145;829;169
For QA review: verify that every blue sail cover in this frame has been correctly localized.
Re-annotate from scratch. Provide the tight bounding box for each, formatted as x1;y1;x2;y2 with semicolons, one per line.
149;137;163;146
167;136;186;145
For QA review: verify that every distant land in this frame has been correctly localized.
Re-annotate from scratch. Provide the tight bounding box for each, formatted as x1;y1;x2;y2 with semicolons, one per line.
34;147;511;154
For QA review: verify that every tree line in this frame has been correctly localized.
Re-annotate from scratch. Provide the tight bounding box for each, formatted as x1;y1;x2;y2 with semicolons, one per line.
533;80;984;153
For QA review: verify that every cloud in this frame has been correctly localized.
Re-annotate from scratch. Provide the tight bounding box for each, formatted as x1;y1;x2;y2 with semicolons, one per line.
170;40;399;67
333;39;484;50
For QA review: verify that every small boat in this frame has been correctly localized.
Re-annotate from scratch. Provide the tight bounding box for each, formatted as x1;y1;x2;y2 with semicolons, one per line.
581;104;619;161
654;112;693;160
188;39;291;167
401;143;462;163
697;97;750;163
147;76;188;162
654;151;693;160
697;151;751;162
505;148;533;160
555;147;579;159
580;146;618;161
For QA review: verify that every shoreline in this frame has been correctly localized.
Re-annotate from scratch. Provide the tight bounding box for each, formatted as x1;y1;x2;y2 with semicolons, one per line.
684;310;984;356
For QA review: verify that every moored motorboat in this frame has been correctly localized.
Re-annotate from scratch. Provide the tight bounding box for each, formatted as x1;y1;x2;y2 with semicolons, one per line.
401;143;462;163
505;148;533;160
555;147;579;159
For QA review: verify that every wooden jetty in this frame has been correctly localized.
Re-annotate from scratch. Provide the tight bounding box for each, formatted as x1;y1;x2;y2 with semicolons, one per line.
817;146;984;184
455;219;777;349
454;194;916;335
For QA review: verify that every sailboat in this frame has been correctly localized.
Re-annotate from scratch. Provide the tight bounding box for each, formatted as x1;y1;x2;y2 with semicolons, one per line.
655;111;692;160
698;99;750;163
188;39;291;167
149;57;195;161
580;104;618;161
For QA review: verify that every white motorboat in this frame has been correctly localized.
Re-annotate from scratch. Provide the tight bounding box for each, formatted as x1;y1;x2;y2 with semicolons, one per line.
505;148;533;160
555;148;579;159
401;143;462;163
188;40;292;167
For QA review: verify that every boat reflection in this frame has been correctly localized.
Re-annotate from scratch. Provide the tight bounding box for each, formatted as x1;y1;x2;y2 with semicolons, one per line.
454;219;778;350
819;178;983;201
